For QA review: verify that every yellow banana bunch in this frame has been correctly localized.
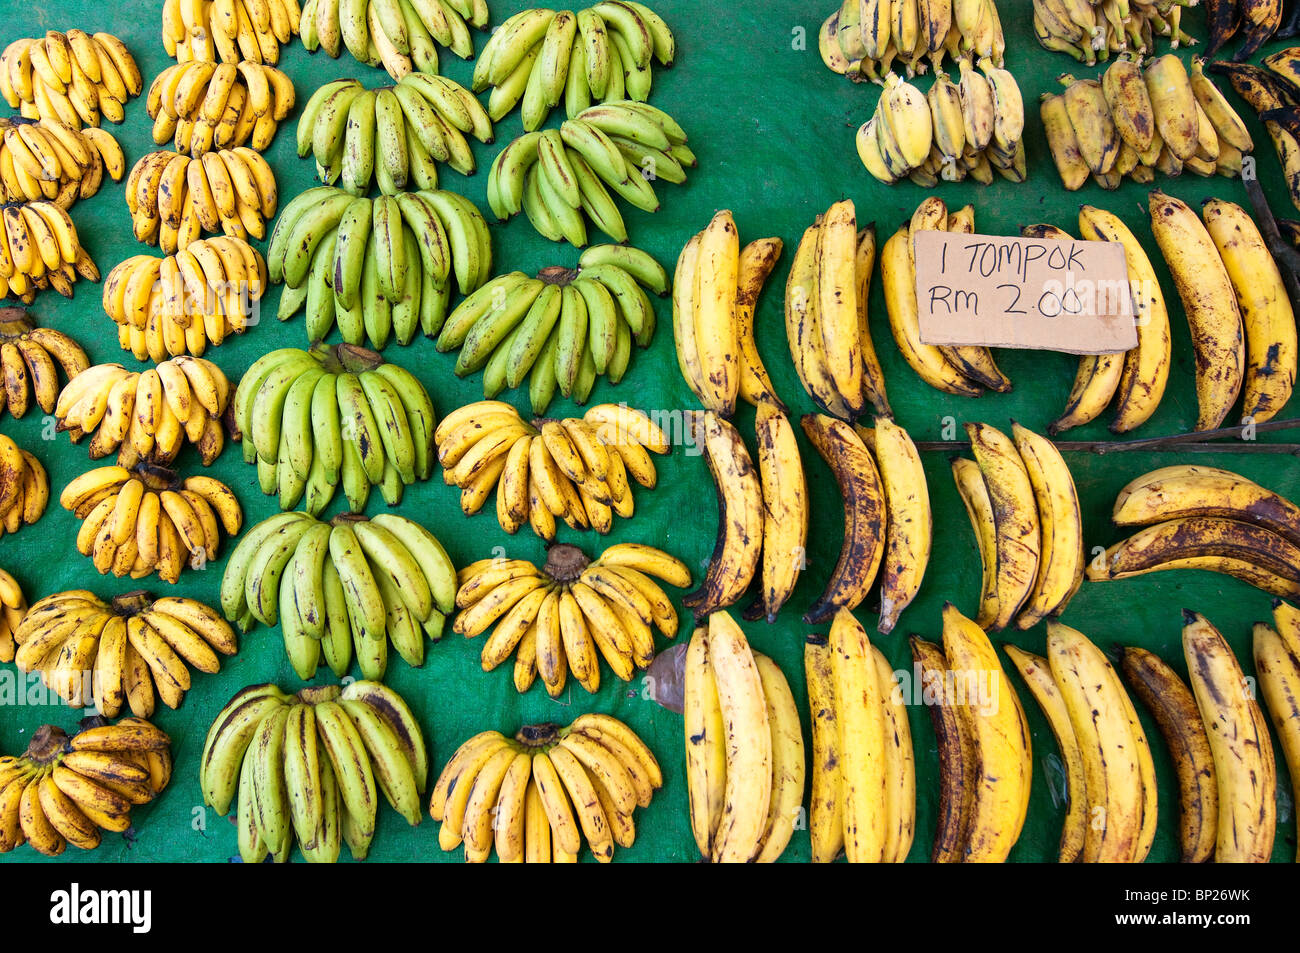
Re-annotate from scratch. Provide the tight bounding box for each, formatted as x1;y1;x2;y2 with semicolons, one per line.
0;200;98;302
146;61;295;156
435;400;668;539
124;147;278;250
0;308;88;419
201;681;427;863
0;718;170;856
13;589;237;715
0;31;142;127
60;463;243;582
0;118;124;208
1255;600;1300;862
0;568;27;663
684;611;803;862
1033;0;1196;62
806;610;911;863
302;0;488;81
432;712;662;863
0;434;48;538
164;0;301;65
103;237;267;362
820;0;1004;80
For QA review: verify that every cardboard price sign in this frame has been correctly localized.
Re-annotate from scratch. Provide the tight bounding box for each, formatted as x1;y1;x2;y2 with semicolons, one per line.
913;231;1139;354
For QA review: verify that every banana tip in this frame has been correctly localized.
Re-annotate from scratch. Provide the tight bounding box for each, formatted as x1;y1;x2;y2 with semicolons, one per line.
1181;608;1198;625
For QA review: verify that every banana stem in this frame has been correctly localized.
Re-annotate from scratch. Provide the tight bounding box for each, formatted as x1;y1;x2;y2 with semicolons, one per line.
296;685;343;704
110;590;153;616
514;723;560;747
1239;174;1300;302
542;543;589;583
23;725;69;763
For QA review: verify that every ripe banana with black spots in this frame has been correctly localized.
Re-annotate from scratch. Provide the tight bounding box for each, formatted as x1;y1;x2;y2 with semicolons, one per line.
0;307;87;419
0;199;97;302
0;434;47;538
0;117;125;208
1255;600;1300;862
0;31;141;127
0;568;26;664
146;61;294;155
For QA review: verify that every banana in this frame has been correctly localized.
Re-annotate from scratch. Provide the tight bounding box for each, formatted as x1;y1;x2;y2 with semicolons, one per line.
1010;422;1083;628
1255;603;1300;862
872;417;931;634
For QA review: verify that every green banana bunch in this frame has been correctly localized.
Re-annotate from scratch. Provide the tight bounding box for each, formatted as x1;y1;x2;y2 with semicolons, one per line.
437;244;666;411
472;3;675;131
1031;0;1196;65
199;680;429;862
487;101;692;245
232;344;437;516
300;0;488;80
268;185;489;347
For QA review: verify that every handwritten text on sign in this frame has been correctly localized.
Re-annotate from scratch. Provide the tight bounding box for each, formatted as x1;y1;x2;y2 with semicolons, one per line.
914;231;1138;354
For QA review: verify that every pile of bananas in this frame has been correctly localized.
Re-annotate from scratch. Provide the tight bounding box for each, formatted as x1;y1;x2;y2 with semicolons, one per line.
104;239;266;362
54;356;231;465
0;308;88;419
126;148;279;249
61;465;242;581
270;186;490;346
298;74;492;193
456;541;688;695
803;610;912;863
434;401;668;538
909;605;1030;862
0;118;124;208
1205;0;1290;60
235;345;436;512
954;421;1084;632
431;712;661;863
1256;601;1300;862
819;0;1005;81
0;434;47;538
489;101;691;246
300;0;485;78
1148;192;1295;431
221;511;455;679
1034;0;1195;62
0;568;26;663
1089;464;1300;599
684;612;804;863
857;60;1025;186
0;31;141;126
146;61;295;156
438;245;665;409
13;589;236;714
1211;59;1300;214
0;719;170;856
0;200;98;301
472;3;675;129
164;0;301;64
1044;56;1253;189
201;681;427;863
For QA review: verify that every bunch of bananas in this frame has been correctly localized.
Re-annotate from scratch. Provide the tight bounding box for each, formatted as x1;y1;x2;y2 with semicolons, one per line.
201;681;427;863
431;713;661;862
104;238;267;362
953;421;1084;632
1212;59;1300;214
438;245;665;409
819;0;1005;81
0;434;47;537
0;200;98;301
55;357;230;465
489;101;692;246
61;464;242;581
0;308;88;419
803;610;912;863
300;0;484;79
146;61;295;156
780;201;892;418
298;74;492;194
221;511;455;679
13;589;237;714
1148;192;1295;431
1034;0;1196;62
0;719;170;856
0;31;141;126
434;401;668;538
0;118;124;208
0;569;26;663
235;345;436;512
456;541;688;695
1255;601;1300;862
472;3;675;129
684;611;804;863
857;60;1025;186
164;0;301;64
126;148;278;249
909;604;1031;862
1205;0;1289;60
270;186;490;346
1004;621;1154;863
1044;56;1253;189
1089;464;1300;599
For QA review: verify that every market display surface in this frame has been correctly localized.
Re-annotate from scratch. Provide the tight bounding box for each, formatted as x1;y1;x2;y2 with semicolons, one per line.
0;0;1298;863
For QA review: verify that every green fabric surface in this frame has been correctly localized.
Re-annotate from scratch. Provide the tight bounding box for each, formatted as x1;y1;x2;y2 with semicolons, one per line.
0;0;1297;863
